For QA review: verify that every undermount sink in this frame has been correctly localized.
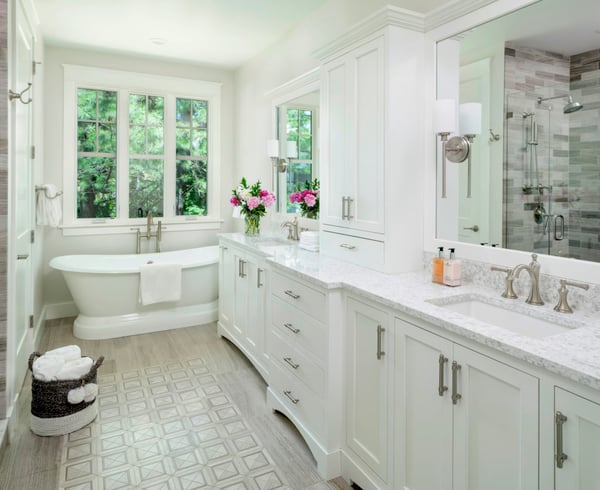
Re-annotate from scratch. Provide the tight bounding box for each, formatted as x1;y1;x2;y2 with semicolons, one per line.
434;296;572;339
256;237;293;247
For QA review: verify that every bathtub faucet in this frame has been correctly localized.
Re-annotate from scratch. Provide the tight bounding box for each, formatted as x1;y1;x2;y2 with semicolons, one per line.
132;212;163;253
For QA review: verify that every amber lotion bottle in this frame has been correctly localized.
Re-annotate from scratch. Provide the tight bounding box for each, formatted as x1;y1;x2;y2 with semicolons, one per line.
443;248;461;287
432;247;445;284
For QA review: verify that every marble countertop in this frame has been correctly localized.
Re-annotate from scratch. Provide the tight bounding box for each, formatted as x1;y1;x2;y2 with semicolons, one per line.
219;233;600;391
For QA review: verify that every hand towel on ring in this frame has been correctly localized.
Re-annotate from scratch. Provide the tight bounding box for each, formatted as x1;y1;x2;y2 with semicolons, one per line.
139;262;182;305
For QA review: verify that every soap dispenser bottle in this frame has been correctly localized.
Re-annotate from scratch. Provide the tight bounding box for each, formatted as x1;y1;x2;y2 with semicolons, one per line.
443;248;461;287
432;247;445;284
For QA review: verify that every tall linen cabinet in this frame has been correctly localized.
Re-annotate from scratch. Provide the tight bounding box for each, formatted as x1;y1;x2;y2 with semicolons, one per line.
318;18;425;273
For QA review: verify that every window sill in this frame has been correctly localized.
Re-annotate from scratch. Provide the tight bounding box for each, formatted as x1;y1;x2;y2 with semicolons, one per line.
60;218;224;237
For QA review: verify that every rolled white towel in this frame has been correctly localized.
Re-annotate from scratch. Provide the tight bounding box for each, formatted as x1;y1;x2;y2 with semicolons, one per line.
56;357;94;381
44;345;81;362
83;383;98;403
67;386;86;404
32;356;65;382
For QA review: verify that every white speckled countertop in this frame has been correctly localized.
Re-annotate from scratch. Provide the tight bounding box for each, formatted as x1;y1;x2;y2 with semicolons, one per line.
219;233;600;391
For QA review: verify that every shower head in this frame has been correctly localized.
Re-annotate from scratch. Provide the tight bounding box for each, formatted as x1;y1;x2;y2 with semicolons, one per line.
536;94;583;113
563;96;583;114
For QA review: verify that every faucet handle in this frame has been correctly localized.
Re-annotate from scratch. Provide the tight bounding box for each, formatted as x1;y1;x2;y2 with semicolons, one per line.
554;279;589;314
491;266;518;299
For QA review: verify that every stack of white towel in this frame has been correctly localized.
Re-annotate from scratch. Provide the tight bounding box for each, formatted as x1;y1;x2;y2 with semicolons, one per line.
32;345;98;404
299;231;320;252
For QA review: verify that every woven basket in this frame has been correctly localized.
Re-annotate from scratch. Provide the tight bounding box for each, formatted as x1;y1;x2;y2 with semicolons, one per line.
28;351;104;436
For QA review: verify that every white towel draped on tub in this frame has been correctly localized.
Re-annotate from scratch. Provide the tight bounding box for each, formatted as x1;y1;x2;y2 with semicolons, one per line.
139;262;182;305
36;184;62;227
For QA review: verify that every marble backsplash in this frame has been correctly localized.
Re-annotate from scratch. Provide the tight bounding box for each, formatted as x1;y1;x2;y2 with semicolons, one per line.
423;252;600;316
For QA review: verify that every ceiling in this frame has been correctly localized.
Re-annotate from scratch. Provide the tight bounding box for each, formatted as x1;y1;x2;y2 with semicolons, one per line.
32;0;331;68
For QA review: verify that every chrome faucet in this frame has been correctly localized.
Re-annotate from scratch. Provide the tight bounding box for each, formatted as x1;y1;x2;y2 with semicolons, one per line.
554;279;589;313
281;216;299;241
146;211;153;239
491;253;544;305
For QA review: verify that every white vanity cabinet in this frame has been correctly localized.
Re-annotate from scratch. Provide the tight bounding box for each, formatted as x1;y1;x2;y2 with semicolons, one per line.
217;241;269;379
318;24;424;273
554;388;600;490
395;318;539;490
343;297;393;488
266;269;343;479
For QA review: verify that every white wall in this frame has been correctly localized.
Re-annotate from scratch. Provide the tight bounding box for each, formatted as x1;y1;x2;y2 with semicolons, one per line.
42;46;235;307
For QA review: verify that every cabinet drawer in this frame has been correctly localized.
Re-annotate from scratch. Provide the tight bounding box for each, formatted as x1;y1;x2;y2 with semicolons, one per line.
271;296;327;362
269;358;324;436
321;231;384;269
271;272;326;321
270;328;325;397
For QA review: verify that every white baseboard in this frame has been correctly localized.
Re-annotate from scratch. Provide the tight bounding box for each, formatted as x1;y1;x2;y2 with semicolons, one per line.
44;301;79;321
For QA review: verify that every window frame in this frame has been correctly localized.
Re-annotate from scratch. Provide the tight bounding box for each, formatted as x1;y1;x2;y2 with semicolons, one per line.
63;64;222;235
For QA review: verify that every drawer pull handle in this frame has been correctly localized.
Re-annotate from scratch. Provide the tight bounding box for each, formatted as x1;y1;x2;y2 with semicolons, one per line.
438;354;448;396
556;411;568;469
283;390;299;404
340;243;356;250
451;361;462;405
284;290;300;300
257;268;263;288
283;357;299;369
283;323;300;334
376;325;385;360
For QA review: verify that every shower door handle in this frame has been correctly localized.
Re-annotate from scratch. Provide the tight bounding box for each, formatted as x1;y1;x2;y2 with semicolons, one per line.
554;215;565;240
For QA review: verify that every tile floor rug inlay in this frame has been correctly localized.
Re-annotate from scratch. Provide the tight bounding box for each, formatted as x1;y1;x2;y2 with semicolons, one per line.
58;358;290;490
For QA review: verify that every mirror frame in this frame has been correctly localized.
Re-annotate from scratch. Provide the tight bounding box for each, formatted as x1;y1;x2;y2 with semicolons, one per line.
425;0;600;283
266;68;320;224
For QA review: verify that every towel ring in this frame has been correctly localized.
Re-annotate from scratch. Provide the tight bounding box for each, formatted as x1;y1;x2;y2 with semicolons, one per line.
35;186;63;200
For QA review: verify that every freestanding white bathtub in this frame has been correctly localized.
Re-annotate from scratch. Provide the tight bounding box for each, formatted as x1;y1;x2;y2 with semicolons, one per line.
49;246;219;340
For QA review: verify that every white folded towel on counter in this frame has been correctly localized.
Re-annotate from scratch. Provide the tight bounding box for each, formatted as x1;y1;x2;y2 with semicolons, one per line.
56;356;94;381
299;231;320;252
139;262;182;305
32;356;65;382
44;344;81;362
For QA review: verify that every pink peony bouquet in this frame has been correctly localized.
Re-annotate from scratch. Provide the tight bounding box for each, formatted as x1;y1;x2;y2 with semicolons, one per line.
230;178;276;234
289;178;319;219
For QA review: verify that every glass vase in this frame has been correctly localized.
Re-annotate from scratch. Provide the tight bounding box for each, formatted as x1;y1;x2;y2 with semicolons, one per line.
244;215;260;235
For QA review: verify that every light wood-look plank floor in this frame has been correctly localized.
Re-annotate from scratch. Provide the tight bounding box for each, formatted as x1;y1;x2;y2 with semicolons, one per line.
0;319;354;490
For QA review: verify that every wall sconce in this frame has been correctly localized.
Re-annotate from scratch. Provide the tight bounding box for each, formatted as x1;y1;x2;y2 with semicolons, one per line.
268;139;298;173
434;99;481;198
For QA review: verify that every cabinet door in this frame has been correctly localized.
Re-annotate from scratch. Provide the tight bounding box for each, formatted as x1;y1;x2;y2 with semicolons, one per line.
555;388;600;490
321;55;350;228
346;297;390;482
452;345;539;490
348;36;385;234
232;254;250;339
218;244;235;329
246;261;266;363
395;319;453;490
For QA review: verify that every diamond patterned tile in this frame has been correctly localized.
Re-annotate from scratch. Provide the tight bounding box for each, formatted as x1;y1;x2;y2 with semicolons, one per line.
58;358;290;490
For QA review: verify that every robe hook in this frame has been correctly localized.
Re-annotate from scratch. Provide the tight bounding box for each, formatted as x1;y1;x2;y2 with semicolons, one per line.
8;82;33;105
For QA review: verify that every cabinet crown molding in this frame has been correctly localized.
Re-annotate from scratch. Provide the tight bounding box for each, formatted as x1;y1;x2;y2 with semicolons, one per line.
313;0;497;61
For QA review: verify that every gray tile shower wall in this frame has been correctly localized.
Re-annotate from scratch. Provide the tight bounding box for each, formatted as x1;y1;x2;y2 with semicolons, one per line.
569;48;600;262
0;0;7;420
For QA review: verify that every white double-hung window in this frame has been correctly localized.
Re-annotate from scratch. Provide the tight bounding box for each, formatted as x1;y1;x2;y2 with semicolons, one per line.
63;65;221;234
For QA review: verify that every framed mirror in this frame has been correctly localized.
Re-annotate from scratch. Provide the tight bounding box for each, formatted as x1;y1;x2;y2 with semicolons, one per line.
435;0;600;263
267;68;320;219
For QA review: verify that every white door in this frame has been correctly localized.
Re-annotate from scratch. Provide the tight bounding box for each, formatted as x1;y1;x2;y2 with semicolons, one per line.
555;388;600;490
9;0;35;405
218;244;234;329
232;254;249;340
458;59;491;244
345;297;390;483
395;319;453;490
453;345;539;490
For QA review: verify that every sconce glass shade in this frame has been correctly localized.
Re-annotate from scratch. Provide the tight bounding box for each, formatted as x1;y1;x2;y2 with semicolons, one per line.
459;102;482;135
434;99;457;134
267;139;279;158
287;140;297;159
